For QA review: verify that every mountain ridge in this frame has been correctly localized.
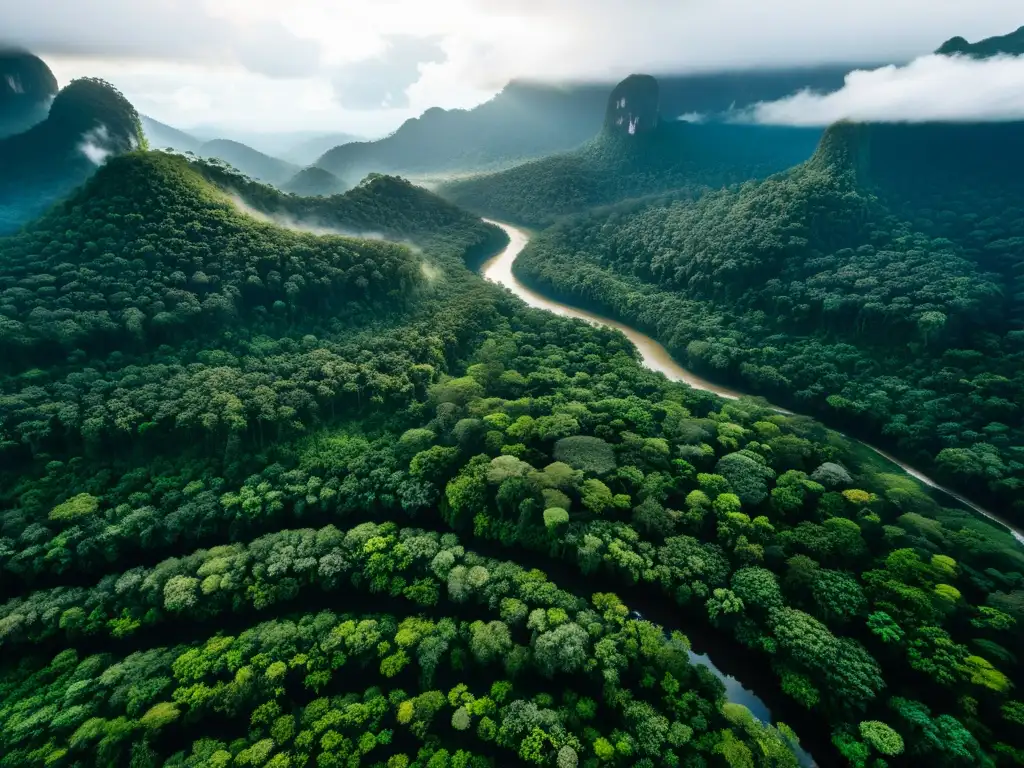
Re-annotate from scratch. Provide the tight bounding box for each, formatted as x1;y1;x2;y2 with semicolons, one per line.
315;65;860;187
195;138;299;185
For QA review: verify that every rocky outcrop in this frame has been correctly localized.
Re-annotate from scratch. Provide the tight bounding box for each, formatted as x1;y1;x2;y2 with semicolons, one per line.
603;74;660;136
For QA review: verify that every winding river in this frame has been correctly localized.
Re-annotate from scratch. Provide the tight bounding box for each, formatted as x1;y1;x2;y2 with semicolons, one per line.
480;220;1024;547
478;219;1024;766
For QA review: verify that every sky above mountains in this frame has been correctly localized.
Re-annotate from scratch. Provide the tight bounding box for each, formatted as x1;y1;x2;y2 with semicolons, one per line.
3;0;1023;133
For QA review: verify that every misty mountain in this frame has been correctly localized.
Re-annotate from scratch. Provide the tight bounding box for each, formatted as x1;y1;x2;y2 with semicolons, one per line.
180;126;364;162
0;77;144;233
140;114;202;153
195;139;299;186
140;118;320;186
439;74;823;226
280;132;362;165
0;49;58;138
937;25;1024;57
283;166;345;197
315;64;862;187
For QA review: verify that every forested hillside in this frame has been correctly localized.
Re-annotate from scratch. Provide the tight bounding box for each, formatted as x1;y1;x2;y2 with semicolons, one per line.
0;77;145;233
514;119;1024;520
0;150;506;459
439;75;822;226
2;137;1024;768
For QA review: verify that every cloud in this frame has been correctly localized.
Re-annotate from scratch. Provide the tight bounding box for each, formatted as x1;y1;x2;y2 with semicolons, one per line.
0;0;322;79
78;124;113;165
740;54;1024;125
8;0;1024;132
225;191;386;239
453;0;1024;80
332;35;447;109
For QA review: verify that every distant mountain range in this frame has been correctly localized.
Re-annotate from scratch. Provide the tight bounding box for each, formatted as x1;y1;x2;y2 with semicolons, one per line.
140;117;299;185
314;65;866;186
139;117;362;188
0;50;58;138
195;139;299;186
140;115;203;153
439;74;824;225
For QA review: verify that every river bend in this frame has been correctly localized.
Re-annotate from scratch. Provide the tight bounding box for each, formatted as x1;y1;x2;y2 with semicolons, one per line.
479;220;1024;546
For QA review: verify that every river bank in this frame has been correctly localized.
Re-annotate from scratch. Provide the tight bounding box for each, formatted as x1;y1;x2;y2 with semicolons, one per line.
479;219;1024;546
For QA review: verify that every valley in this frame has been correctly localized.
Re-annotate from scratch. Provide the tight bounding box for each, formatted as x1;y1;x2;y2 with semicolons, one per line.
3;16;1024;768
483;221;1024;544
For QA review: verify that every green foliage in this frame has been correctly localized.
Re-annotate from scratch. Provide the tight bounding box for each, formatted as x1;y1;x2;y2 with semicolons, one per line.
3;137;1024;768
554;436;616;475
139;702;180;730
511;128;1024;517
442;122;820;226
859;721;904;756
48;492;99;521
543;507;570;530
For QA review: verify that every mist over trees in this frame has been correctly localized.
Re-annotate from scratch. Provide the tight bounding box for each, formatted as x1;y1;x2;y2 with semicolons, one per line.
3;35;1024;768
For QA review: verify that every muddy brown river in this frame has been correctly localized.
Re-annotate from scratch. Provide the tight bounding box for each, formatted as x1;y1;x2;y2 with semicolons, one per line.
480;220;1024;546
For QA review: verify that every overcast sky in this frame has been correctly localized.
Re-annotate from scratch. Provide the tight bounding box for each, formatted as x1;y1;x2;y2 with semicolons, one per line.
3;0;1022;135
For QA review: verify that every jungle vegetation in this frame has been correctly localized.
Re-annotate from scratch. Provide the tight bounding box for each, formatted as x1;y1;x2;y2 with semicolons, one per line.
512;120;1024;524
1;144;1023;768
439;121;823;227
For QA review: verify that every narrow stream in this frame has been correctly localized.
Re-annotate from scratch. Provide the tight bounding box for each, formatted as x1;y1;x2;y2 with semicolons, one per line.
479;220;1024;546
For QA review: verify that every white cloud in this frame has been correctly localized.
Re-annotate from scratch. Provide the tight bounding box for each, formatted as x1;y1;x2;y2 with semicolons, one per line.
333;35;447;109
6;0;1024;132
1;0;322;78
78;124;113;165
742;54;1024;125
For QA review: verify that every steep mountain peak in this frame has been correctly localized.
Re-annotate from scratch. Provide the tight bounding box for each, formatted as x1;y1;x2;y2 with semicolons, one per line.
0;77;145;233
48;77;144;150
604;74;660;136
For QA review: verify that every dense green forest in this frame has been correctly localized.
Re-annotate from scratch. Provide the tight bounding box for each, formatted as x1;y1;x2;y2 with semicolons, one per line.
0;77;145;234
2;142;1024;768
511;119;1024;524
